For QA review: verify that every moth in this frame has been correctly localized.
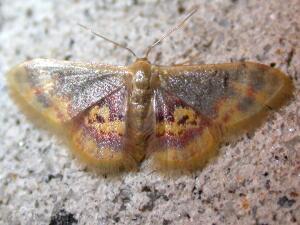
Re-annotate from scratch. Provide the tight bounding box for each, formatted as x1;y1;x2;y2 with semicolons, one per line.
7;8;294;173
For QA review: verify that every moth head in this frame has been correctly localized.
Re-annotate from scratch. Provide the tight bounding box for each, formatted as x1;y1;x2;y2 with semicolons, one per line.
129;58;151;72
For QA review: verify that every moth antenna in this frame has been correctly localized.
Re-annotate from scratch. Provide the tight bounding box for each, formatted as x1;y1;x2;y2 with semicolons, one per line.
144;6;199;59
78;23;137;59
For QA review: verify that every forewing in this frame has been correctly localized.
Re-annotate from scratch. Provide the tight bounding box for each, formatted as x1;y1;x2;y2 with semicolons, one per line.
148;88;219;170
7;58;128;124
155;62;294;140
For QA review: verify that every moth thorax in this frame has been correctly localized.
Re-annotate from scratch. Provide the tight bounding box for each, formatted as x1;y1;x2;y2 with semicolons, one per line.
131;70;151;105
134;70;150;89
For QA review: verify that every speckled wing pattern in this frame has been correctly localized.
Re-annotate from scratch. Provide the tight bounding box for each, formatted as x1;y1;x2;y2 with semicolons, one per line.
148;88;218;170
151;62;293;170
7;59;135;171
7;59;128;123
69;87;137;171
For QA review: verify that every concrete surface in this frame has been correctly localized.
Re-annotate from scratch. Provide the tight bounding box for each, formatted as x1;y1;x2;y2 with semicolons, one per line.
0;0;299;224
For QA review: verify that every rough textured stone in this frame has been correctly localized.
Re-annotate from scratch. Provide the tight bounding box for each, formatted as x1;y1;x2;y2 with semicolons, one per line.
0;1;299;225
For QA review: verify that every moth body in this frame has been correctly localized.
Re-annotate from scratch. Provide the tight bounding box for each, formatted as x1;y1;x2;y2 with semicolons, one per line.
124;58;154;163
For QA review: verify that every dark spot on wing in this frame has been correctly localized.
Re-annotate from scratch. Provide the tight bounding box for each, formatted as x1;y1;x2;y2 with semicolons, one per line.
36;93;52;108
223;72;229;88
96;114;105;123
177;115;189;125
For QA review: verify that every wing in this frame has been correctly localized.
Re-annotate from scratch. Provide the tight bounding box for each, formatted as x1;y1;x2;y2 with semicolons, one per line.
7;59;138;172
68;87;138;172
155;62;294;140
7;58;128;124
148;88;219;170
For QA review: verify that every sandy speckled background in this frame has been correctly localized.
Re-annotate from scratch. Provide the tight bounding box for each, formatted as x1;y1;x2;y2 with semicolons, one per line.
0;0;299;225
